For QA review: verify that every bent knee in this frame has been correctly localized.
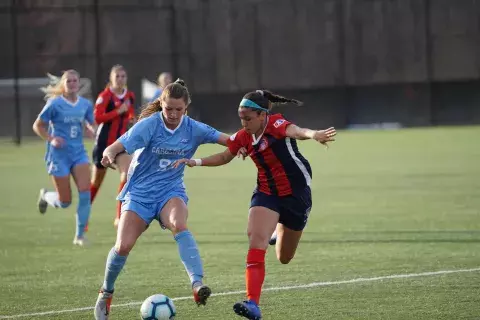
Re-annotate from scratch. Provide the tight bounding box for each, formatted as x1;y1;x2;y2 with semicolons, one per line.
115;242;134;255
169;221;188;234
248;232;270;249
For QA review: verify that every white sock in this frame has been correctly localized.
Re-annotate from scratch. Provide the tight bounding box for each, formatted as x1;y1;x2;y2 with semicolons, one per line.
44;191;60;208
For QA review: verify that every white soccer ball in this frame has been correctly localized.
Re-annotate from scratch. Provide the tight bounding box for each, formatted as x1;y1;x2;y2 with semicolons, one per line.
140;294;176;320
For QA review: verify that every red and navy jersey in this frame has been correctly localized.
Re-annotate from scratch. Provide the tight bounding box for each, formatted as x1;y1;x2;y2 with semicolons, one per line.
227;114;312;196
94;88;135;148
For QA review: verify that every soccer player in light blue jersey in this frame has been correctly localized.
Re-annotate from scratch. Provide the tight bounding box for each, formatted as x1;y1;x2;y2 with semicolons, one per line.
149;72;172;102
33;69;95;247
94;79;231;320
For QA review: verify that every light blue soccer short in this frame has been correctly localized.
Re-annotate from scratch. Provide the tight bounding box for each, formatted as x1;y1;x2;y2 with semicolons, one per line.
121;190;189;226
46;148;89;177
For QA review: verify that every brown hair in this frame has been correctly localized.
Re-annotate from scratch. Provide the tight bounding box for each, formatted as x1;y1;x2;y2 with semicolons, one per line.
138;78;191;120
241;90;303;113
105;64;127;89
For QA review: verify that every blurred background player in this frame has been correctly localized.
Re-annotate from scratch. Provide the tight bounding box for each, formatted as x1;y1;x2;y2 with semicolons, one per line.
33;69;95;246
90;65;136;228
94;79;231;320
174;89;336;320
149;71;172;102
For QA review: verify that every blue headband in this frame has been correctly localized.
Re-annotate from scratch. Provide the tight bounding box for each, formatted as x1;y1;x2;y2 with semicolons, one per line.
240;99;269;113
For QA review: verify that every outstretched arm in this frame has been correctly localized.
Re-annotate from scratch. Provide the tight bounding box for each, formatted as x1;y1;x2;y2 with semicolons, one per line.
286;124;336;146
216;133;230;147
173;148;238;168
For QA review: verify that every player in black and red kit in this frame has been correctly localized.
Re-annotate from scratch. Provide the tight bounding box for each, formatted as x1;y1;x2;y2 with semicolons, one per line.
90;65;136;228
174;89;336;320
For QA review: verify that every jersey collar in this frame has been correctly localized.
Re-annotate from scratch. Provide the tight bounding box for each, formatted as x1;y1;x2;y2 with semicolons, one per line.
109;87;127;99
158;112;185;134
60;95;79;107
251;116;269;145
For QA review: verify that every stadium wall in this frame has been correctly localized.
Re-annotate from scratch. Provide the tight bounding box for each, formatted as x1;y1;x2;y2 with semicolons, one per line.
1;0;480;138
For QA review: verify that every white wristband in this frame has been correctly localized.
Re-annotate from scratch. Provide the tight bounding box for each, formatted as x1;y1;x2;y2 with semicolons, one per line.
194;159;202;166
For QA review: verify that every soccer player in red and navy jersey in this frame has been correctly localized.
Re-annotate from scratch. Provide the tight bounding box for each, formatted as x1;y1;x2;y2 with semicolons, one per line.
90;65;136;228
174;89;336;320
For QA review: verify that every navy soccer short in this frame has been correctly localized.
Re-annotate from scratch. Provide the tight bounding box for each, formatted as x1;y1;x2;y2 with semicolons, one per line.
91;144;105;169
250;186;312;231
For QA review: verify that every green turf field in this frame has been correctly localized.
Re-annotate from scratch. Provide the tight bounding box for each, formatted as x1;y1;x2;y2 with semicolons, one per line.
0;126;479;319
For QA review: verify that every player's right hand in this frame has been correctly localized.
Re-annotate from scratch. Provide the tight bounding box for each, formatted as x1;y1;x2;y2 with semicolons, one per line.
50;136;65;148
117;102;129;114
172;158;196;168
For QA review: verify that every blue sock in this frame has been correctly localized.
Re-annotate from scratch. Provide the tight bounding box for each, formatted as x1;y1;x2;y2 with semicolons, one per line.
76;191;91;238
174;230;204;285
103;247;128;292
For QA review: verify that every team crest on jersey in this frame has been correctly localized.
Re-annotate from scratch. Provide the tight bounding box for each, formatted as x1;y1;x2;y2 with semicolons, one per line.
273;119;285;128
95;97;103;105
259;137;268;151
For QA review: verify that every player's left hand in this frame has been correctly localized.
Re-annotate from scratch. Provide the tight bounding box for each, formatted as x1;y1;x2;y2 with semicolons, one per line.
313;127;336;148
172;158;196;168
101;151;117;170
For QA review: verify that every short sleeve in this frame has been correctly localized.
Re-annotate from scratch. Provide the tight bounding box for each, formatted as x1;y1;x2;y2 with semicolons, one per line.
227;131;244;155
270;116;291;138
118;116;157;154
85;101;94;124
192;120;221;145
38;99;55;123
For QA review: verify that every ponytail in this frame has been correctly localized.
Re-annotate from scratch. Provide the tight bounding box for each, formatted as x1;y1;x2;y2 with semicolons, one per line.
241;89;303;113
138;99;161;120
261;90;303;110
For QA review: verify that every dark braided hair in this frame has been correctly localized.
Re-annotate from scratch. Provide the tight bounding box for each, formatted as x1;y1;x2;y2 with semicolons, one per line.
241;90;303;113
139;78;191;120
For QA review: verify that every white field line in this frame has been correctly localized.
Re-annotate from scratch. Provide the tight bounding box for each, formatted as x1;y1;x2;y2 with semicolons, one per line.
1;267;479;319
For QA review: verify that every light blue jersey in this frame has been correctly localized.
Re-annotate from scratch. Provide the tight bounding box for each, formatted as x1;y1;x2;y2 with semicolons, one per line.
39;95;94;176
117;112;220;207
100;111;219;294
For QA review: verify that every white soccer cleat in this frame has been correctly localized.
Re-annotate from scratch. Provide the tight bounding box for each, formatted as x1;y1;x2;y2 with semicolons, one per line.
73;236;89;247
94;290;113;320
37;188;47;214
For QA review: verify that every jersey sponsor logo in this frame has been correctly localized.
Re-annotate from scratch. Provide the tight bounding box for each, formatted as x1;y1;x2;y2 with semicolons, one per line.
63;116;83;123
259;137;268;152
151;147;186;156
230;132;238;141
273;119;285;128
95;97;103;105
180;139;189;143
